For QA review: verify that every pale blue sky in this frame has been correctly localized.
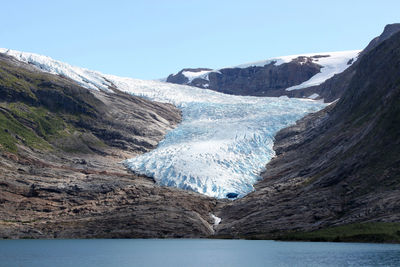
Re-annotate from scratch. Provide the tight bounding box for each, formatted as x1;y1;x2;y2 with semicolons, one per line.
1;0;399;79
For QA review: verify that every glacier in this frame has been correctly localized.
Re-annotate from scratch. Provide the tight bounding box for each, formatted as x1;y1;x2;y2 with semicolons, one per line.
0;48;327;198
122;95;325;198
102;76;327;198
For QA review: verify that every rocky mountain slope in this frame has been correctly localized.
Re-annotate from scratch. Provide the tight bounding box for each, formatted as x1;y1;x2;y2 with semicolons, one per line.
166;51;358;100
215;27;400;242
0;54;218;238
293;23;400;102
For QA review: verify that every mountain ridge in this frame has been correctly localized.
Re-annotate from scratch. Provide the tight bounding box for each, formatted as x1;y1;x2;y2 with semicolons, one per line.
166;50;360;100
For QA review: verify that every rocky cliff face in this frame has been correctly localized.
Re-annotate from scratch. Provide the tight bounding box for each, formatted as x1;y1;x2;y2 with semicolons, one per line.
208;58;322;96
215;29;400;241
167;57;322;96
0;54;218;239
289;23;400;102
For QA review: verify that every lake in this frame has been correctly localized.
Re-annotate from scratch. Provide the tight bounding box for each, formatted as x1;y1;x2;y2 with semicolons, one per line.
1;239;400;267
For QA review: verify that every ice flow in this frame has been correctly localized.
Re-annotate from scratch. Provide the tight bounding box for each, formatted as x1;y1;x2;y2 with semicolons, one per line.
112;77;327;198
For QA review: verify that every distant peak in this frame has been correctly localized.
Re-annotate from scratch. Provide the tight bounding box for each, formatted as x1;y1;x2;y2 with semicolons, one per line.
362;23;400;55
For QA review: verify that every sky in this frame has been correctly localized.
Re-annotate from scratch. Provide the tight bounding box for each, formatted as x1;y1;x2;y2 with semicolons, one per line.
1;0;400;80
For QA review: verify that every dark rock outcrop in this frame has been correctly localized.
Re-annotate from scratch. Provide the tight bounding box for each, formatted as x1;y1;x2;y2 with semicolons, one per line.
361;23;400;56
290;23;400;102
215;28;400;239
207;58;321;96
167;58;322;97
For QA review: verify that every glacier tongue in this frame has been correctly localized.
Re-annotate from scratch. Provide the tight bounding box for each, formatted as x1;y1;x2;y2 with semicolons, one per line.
109;76;327;198
0;48;327;199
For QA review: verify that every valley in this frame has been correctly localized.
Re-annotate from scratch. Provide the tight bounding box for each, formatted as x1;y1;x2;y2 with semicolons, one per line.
1;23;400;242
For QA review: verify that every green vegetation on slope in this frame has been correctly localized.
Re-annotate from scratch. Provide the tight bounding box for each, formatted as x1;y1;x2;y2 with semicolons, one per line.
0;56;104;116
0;103;52;152
279;222;400;243
0;54;107;154
0;102;101;153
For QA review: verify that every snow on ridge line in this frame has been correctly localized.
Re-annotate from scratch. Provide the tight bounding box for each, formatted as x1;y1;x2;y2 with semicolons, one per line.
285;50;361;91
0;47;317;105
0;48;113;92
232;50;361;69
172;50;361;91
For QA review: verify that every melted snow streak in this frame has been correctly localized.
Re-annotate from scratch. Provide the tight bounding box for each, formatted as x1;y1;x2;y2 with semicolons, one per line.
1;48;327;198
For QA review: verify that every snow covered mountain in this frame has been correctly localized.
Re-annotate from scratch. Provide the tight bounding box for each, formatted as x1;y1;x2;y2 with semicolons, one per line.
0;48;326;198
166;50;360;100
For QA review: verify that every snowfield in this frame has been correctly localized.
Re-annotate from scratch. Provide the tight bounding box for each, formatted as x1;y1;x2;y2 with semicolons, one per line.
181;70;211;83
173;50;360;93
285;50;360;91
0;48;113;92
1;48;328;198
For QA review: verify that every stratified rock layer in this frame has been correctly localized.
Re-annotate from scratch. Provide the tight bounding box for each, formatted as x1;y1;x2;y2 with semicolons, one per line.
0;54;217;238
215;29;400;239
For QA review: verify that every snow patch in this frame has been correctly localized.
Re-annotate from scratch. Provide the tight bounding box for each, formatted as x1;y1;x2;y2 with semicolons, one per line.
285;50;360;91
308;93;320;100
211;214;222;226
182;70;211;82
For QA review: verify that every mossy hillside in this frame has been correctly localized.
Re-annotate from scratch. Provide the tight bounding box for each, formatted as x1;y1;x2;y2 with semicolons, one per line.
7;102;65;138
0;54;111;154
279;222;400;243
0;102;106;154
0;55;105;117
0;103;51;153
0;64;36;101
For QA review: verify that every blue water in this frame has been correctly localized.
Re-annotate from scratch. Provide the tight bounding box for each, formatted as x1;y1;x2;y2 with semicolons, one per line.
1;239;400;267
